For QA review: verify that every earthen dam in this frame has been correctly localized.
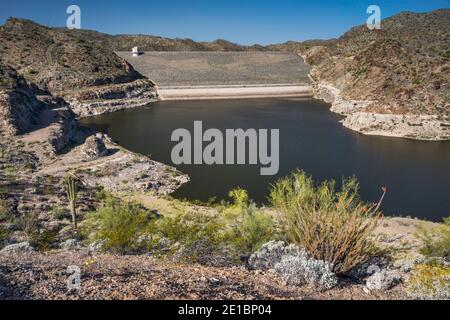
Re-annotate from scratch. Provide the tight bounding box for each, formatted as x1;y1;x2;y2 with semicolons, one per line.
116;51;313;100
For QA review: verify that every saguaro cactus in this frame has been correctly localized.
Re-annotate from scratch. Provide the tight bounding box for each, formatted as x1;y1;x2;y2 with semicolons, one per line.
64;175;78;230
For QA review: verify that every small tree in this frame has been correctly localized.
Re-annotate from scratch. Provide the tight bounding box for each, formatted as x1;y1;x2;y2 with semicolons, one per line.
64;175;78;230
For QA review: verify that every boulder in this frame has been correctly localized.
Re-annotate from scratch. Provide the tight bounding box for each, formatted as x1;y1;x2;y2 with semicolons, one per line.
247;240;286;270
59;239;80;250
366;270;401;291
0;241;34;254
81;135;108;159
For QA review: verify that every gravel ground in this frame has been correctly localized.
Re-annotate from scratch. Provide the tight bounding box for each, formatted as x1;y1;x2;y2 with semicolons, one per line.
116;52;311;86
0;251;405;300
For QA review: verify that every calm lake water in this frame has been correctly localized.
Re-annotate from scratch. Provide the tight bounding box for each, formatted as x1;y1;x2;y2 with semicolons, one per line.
80;98;450;221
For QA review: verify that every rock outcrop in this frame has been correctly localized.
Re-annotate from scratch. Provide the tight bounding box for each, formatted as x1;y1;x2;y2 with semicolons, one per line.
80;134;109;159
66;79;157;116
313;82;450;140
0;241;34;254
0;65;43;135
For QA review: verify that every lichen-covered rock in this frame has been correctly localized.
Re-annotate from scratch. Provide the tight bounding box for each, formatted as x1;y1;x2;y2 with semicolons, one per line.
0;241;34;254
88;240;105;252
59;239;80;250
274;252;338;290
366;270;401;291
247;240;286;270
81;135;108;159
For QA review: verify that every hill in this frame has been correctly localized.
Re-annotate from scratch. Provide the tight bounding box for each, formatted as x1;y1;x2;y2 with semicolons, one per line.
270;10;450;140
0;18;157;116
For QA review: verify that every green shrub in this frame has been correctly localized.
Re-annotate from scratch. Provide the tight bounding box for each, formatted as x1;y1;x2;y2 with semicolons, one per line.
30;230;57;251
0;198;10;222
417;217;450;260
18;212;40;237
147;188;274;259
225;188;275;253
406;262;450;300
443;216;450;226
149;210;224;248
269;170;383;274
84;195;149;254
0;225;11;247
51;207;72;220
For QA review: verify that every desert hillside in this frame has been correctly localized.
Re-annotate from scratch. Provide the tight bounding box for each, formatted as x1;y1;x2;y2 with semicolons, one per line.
270;9;450;140
0;18;157;116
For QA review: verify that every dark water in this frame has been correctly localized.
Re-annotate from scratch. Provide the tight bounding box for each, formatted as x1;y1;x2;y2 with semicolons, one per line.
80;98;450;221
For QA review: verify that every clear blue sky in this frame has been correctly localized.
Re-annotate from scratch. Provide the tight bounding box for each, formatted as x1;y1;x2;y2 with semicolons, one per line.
0;0;448;45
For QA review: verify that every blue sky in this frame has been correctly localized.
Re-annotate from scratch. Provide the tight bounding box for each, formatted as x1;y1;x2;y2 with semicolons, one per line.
0;0;448;45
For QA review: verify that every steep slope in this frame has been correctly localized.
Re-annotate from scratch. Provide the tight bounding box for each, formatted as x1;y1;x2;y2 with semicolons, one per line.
272;10;450;140
0;64;43;135
0;18;157;116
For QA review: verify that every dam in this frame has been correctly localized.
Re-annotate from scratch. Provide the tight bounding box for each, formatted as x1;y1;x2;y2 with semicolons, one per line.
116;51;313;100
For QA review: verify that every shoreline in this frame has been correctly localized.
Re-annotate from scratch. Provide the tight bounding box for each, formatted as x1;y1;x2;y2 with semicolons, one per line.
297;53;450;142
312;82;450;141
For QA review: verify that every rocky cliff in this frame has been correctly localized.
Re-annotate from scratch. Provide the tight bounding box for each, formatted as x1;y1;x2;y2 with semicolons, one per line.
0;18;157;116
272;10;450;140
0;64;82;153
0;64;43;135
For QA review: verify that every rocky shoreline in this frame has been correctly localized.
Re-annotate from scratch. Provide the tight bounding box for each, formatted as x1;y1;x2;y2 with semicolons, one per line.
65;79;159;117
311;81;450;141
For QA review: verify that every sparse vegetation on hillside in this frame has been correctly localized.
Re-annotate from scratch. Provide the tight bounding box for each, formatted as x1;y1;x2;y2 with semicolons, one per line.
0;18;143;92
271;9;450;117
417;216;450;260
84;190;274;260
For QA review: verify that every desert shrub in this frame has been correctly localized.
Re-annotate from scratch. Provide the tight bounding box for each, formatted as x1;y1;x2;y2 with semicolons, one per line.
406;262;450;300
269;170;383;274
0;199;10;222
30;230;58;251
443;216;450;226
0;225;11;247
149;210;224;249
51;207;72;220
225;188;275;253
18;212;40;237
84;195;149;254
147;188;274;259
417;217;450;260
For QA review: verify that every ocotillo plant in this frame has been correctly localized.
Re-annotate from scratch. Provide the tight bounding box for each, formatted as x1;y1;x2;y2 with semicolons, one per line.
64;175;78;230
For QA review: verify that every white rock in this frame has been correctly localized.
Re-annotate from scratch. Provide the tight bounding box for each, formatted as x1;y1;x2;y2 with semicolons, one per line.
0;241;34;254
59;239;80;250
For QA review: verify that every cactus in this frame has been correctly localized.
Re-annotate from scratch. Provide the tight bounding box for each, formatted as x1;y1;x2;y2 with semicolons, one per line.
63;175;78;230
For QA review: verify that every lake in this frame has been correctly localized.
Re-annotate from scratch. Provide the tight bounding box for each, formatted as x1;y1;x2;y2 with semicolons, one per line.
80;98;450;221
